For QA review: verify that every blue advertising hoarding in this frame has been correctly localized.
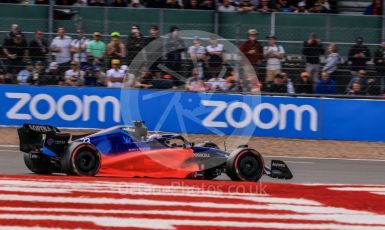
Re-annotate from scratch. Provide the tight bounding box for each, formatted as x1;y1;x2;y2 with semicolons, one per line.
0;85;383;141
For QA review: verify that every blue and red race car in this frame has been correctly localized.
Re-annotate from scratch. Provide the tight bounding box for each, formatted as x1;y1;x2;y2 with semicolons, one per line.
18;121;292;181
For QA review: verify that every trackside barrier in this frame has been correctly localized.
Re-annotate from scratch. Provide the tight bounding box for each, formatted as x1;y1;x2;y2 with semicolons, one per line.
0;85;383;142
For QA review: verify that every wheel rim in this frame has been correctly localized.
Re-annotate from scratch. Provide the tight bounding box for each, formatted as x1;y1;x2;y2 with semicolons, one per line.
236;153;262;181
75;150;97;174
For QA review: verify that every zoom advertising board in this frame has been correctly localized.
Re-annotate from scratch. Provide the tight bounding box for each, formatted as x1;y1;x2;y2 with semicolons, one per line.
0;85;383;141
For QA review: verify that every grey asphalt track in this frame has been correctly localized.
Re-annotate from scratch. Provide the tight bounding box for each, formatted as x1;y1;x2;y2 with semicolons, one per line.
1;145;385;184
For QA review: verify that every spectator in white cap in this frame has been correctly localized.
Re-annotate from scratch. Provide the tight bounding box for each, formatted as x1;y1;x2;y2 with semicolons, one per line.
294;1;309;13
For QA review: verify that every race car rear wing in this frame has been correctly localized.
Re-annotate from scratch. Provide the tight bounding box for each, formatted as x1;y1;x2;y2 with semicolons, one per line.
17;124;70;154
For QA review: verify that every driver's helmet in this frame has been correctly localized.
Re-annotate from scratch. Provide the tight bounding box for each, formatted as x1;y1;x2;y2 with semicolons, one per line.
148;134;162;141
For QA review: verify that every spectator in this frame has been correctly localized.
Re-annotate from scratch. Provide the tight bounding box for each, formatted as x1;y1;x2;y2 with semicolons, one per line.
16;61;34;85
82;55;96;71
136;67;153;88
206;34;225;79
107;32;126;65
88;0;107;6
348;37;371;75
346;82;365;96
294;1;309;13
73;0;87;6
35;0;49;4
374;40;385;90
218;0;237;12
63;61;84;86
188;37;206;78
0;69;6;84
110;0;127;7
281;72;295;93
107;59;125;87
322;43;339;77
295;71;314;94
87;32;106;65
269;73;288;93
366;78;381;96
237;0;256;12
40;62;62;85
256;0;277;13
225;75;239;92
4;24;25;43
151;74;175;89
145;25;163;78
165;26;186;77
56;0;76;5
207;75;226;91
240;29;263;79
200;0;215;10
0;73;14;84
185;68;200;89
70;29;89;67
309;0;330;13
302;33;324;82
165;0;183;8
188;80;211;92
2;34;28;75
185;0;201;9
277;0;293;12
364;0;382;15
315;71;336;94
126;25;146;66
145;0;165;8
121;65;136;88
29;30;49;64
29;61;46;85
243;73;262;93
129;0;145;7
83;65;102;86
346;69;368;92
263;35;285;85
50;27;72;74
188;37;206;61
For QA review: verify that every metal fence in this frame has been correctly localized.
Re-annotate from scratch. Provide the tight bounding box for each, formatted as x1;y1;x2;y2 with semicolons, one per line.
1;3;385;96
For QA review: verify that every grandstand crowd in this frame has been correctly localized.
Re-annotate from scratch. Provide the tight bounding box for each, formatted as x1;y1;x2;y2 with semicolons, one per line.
1;0;339;14
1;23;385;96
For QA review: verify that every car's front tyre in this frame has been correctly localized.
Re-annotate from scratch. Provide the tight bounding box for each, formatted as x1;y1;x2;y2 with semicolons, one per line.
226;148;264;182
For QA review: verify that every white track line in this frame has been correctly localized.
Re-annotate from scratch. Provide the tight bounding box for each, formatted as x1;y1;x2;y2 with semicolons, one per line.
0;145;18;148
0;150;20;153
284;161;314;164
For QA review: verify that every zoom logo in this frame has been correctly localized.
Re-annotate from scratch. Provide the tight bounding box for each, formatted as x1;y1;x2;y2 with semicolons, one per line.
201;100;318;131
5;93;121;122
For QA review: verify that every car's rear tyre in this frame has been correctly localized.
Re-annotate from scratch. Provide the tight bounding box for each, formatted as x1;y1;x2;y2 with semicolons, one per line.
195;141;219;149
226;148;264;182
23;153;51;175
61;142;101;176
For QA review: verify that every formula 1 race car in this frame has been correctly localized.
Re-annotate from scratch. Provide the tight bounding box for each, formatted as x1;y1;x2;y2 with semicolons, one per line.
18;122;293;181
